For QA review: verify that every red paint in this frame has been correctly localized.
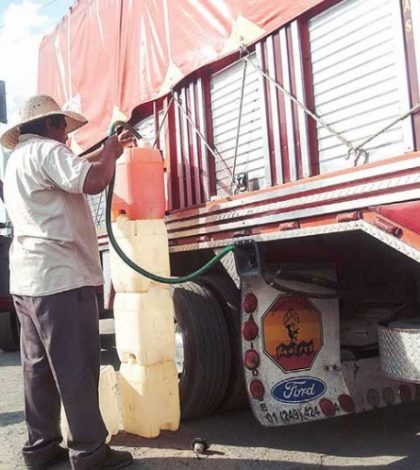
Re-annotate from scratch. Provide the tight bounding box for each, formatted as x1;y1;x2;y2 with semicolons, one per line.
279;221;300;230
286;24;303;180
242;317;259;341
244;350;260;370
338;394;355;413
274;30;290;182
249;379;265;400
319;398;335;417
243;293;258;313
336;212;362;222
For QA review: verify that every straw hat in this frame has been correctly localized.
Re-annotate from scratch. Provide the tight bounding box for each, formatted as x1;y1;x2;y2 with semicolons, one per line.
0;95;87;150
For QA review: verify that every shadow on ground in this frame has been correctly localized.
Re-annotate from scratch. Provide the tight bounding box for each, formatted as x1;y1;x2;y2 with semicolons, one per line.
0;351;21;367
0;410;24;426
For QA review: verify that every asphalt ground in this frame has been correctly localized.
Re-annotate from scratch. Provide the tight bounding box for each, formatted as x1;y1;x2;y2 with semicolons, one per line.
1;326;420;469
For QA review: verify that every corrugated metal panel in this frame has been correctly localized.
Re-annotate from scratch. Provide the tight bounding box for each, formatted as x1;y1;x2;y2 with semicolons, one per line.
309;0;414;173
211;54;266;196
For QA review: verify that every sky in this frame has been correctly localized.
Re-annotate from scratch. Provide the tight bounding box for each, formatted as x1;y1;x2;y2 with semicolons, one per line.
0;0;75;222
0;0;75;130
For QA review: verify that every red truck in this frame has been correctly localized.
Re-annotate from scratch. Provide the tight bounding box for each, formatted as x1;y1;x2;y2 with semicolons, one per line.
31;0;420;425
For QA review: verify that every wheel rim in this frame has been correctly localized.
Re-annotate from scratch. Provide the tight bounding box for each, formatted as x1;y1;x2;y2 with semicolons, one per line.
174;321;184;375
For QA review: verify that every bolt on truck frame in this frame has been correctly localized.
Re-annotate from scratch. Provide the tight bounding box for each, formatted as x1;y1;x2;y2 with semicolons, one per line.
37;0;420;424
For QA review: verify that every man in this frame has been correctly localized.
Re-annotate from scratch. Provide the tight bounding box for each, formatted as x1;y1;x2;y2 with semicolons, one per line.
0;95;134;469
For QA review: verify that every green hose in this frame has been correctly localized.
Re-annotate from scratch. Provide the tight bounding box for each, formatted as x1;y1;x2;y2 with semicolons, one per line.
106;121;236;284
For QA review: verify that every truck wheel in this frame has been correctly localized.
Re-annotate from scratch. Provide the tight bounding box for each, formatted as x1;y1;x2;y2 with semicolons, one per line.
197;274;249;412
0;311;20;352
173;282;231;419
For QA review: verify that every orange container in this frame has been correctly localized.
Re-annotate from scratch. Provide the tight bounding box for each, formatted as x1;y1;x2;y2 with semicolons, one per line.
112;147;165;220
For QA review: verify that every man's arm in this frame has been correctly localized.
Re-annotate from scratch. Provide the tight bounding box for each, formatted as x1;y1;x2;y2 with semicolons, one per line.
83;146;104;162
82;130;136;194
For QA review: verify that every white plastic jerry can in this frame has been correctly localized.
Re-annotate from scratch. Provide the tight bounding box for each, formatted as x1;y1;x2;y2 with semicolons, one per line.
113;288;175;365
110;216;170;293
119;359;180;438
61;365;120;444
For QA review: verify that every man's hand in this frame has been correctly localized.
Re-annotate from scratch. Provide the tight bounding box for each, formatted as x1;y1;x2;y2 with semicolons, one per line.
103;135;123;160
83;128;138;194
117;128;138;148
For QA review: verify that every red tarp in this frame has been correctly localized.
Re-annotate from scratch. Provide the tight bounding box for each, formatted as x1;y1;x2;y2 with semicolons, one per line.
38;0;326;150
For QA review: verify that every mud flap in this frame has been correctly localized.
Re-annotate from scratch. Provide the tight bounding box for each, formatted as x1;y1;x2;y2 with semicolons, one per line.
241;265;352;426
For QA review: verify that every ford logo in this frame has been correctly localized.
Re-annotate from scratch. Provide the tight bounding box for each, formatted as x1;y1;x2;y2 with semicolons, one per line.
272;377;327;404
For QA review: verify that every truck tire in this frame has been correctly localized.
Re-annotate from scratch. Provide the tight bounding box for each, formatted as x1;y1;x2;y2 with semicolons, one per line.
197;274;249;412
0;311;20;352
173;282;231;419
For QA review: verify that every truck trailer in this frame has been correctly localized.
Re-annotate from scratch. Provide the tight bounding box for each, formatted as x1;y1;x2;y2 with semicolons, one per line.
33;0;420;425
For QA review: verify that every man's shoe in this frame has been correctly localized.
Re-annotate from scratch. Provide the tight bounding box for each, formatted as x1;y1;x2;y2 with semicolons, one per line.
24;447;69;469
90;448;133;469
